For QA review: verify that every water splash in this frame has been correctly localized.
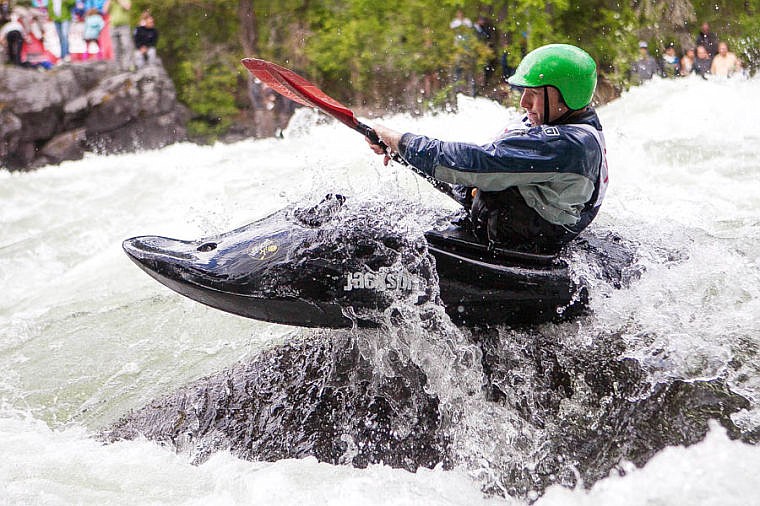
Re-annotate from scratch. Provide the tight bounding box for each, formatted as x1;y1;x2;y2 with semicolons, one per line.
2;77;760;504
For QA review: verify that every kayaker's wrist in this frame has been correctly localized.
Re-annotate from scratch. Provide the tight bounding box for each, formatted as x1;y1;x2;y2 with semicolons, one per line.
398;133;414;157
372;124;403;153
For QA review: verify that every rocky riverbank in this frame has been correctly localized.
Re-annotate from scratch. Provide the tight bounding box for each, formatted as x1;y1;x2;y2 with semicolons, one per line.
0;60;622;172
0;61;189;171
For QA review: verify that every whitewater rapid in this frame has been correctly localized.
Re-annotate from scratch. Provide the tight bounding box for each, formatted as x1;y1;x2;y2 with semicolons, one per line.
2;75;760;504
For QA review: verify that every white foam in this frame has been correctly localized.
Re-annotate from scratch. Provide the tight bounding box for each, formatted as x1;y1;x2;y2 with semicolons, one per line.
0;412;513;505
538;422;759;506
2;76;760;503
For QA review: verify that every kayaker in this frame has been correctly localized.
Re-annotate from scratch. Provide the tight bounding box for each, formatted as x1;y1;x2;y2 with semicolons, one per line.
367;43;608;254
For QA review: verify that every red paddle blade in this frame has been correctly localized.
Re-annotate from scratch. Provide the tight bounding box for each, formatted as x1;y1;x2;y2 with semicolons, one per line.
241;58;358;129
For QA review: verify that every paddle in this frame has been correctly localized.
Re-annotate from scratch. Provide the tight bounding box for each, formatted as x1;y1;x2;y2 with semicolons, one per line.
241;58;459;203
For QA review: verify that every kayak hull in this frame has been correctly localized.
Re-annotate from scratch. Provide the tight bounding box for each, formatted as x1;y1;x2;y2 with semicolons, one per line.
426;232;584;326
123;199;585;328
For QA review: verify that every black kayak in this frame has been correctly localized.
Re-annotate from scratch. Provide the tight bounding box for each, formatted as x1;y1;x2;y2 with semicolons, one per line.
123;196;593;328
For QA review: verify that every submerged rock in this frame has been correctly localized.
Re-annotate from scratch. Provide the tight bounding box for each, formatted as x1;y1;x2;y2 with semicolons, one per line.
104;332;446;472
476;328;750;495
105;324;750;499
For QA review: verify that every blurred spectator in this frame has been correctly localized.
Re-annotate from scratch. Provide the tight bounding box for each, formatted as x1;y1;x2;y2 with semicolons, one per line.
695;22;718;58
0;12;25;65
449;8;471;30
83;7;103;59
105;0;131;70
50;0;76;62
660;43;680;77
679;47;695;76
710;41;741;77
133;10;157;69
1;1;10;23
73;0;85;19
693;45;711;78
474;15;497;90
84;0;105;13
84;0;110;59
67;11;86;59
22;14;54;69
631;41;657;83
31;0;48;17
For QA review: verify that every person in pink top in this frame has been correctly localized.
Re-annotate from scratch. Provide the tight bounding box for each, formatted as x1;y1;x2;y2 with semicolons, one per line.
21;13;55;69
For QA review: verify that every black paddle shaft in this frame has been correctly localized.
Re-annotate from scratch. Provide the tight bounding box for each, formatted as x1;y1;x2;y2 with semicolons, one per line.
354;121;459;202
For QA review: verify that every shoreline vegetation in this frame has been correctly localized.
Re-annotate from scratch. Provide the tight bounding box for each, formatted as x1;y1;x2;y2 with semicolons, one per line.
2;0;758;170
141;0;758;139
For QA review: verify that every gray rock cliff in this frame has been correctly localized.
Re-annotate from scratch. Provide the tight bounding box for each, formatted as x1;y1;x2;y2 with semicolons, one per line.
0;61;188;170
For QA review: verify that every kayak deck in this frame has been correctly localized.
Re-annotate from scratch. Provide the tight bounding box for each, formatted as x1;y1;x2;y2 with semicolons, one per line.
123;202;585;328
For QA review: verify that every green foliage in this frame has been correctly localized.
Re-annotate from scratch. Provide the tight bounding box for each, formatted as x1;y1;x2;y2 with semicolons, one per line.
131;0;241;138
303;0;459;105
727;29;760;74
175;59;240;138
116;0;758;131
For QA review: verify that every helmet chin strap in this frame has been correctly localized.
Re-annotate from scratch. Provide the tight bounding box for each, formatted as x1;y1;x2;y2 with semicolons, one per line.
543;86;576;126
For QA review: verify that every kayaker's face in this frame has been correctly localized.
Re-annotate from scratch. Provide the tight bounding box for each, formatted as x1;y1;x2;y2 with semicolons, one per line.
520;87;563;126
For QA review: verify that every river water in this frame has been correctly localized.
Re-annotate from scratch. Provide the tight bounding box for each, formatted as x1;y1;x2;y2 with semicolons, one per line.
2;75;759;505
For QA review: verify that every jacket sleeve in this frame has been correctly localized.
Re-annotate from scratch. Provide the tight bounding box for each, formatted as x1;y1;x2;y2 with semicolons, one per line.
397;126;600;192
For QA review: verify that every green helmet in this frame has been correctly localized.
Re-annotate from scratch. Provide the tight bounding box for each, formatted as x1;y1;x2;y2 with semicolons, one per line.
507;44;597;110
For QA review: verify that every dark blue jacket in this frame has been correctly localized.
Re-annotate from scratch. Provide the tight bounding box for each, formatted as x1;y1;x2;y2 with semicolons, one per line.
398;108;608;252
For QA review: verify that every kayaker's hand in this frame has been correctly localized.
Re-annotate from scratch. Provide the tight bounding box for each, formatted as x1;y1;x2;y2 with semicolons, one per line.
366;124;403;166
365;136;391;166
